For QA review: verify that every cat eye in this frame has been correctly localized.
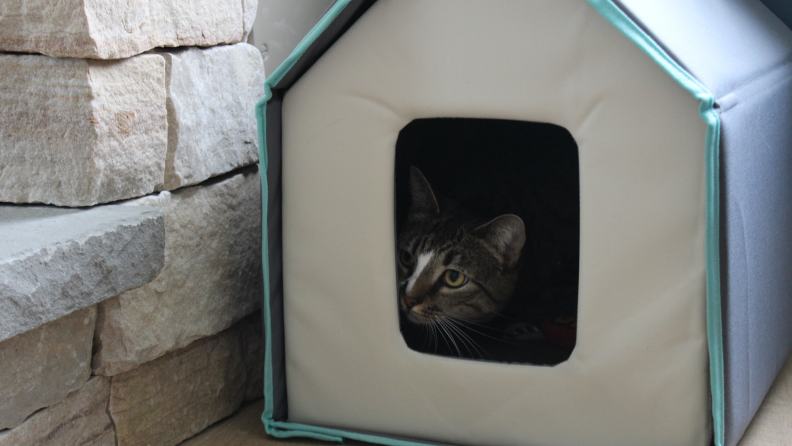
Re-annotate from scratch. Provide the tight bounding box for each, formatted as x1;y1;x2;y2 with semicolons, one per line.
399;250;416;268
443;270;467;288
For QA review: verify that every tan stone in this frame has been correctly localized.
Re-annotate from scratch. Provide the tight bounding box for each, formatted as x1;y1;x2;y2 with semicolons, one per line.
0;307;96;430
162;43;265;190
0;0;258;59
0;53;167;206
93;166;263;375
0;376;114;446
109;326;246;446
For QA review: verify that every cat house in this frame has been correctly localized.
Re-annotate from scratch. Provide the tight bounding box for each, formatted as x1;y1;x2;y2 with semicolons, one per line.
255;1;792;445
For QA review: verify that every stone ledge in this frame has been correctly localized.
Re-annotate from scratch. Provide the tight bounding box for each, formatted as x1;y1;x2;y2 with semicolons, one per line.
0;205;165;342
0;0;258;59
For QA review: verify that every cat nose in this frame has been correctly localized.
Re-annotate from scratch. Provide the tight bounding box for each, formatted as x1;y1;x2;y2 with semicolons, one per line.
403;295;422;309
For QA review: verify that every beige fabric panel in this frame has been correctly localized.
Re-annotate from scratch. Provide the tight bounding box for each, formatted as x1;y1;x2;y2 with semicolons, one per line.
280;1;709;445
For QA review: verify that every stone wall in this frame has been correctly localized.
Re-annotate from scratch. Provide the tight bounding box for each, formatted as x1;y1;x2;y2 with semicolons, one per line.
0;1;265;445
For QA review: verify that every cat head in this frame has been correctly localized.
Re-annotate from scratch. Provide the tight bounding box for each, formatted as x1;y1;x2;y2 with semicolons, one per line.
397;167;526;326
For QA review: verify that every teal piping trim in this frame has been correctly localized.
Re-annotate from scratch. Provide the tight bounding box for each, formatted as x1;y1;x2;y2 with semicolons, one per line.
256;1;427;444
267;0;354;89
264;420;436;446
255;0;356;434
254;81;271;422
586;1;724;445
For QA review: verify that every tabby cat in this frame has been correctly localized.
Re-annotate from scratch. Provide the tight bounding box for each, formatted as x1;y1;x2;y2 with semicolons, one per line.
397;166;577;364
397;167;526;327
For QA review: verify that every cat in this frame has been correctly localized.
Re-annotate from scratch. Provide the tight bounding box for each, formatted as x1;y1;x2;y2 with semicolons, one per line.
396;166;578;363
394;118;579;363
397;167;526;328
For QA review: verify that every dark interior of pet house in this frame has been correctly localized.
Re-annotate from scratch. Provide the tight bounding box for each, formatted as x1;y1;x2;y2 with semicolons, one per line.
395;118;580;365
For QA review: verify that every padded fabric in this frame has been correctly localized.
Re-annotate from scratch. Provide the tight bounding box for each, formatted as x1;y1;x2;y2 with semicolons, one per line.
278;1;709;446
616;0;792;99
719;66;792;446
613;2;792;445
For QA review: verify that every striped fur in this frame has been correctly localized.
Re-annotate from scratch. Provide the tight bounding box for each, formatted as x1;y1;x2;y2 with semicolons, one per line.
397;167;525;327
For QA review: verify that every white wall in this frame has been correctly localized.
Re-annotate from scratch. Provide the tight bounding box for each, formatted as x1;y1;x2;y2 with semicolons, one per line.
249;0;335;76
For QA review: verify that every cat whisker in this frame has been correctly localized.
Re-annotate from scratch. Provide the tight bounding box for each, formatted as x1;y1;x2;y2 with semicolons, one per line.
431;318;454;355
428;319;440;354
439;318;473;356
438;318;474;358
435;319;463;357
447;320;490;358
420;323;432;350
441;317;489;360
443;314;524;346
443;314;514;334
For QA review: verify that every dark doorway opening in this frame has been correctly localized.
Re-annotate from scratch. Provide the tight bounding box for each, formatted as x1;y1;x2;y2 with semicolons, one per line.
395;118;580;366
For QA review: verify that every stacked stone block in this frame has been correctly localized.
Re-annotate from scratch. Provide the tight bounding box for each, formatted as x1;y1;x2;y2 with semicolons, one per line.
0;0;257;59
0;204;166;438
0;1;265;445
0;307;97;430
0;44;265;206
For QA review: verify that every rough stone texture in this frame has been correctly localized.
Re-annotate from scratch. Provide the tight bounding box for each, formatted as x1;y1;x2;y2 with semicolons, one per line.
162;43;264;190
0;0;258;59
239;311;265;402
0;307;95;430
93;166;263;376
0;205;165;342
0;53;167;206
109;324;246;446
243;0;258;41
0;376;114;446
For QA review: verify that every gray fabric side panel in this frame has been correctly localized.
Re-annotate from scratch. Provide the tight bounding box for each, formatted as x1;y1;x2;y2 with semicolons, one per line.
761;0;792;31
616;0;792;98
267;92;288;421
720;64;792;446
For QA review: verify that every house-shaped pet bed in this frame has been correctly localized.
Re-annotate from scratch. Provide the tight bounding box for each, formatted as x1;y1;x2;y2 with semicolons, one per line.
256;1;792;445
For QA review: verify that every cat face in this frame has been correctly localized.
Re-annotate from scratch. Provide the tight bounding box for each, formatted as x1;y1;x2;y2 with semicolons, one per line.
397;167;525;326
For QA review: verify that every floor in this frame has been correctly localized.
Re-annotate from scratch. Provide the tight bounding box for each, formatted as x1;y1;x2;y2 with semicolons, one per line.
179;400;362;446
183;354;792;446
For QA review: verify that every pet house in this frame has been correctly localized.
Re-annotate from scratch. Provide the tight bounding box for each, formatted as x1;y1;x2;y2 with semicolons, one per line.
256;1;792;445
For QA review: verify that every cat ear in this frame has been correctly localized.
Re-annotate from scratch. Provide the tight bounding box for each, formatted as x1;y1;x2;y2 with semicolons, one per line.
474;215;525;268
409;167;440;218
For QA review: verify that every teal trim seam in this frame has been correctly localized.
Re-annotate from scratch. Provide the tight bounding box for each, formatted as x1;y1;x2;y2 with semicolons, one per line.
255;0;430;444
586;1;724;445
